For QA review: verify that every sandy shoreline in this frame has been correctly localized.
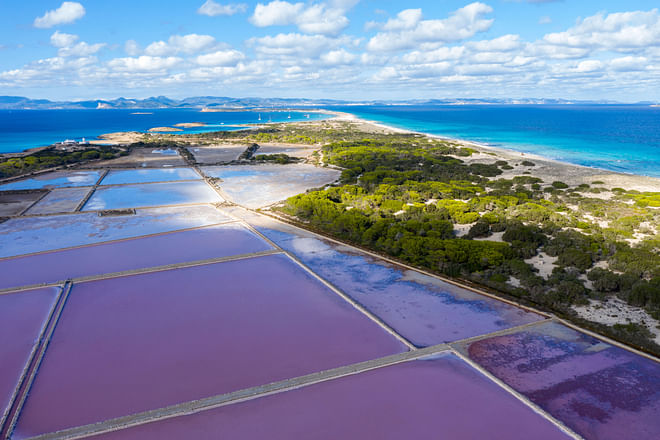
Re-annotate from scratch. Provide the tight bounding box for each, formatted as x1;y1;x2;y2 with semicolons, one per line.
329;111;660;193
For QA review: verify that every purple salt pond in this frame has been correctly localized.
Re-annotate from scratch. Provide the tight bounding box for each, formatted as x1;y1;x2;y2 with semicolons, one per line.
248;215;543;347
459;321;660;440
0;223;273;290
91;353;569;440
12;254;406;438
0;287;59;428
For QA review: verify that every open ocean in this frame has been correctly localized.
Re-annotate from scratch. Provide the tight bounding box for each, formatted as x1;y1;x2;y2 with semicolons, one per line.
1;105;659;178
0;109;323;155
332;105;660;178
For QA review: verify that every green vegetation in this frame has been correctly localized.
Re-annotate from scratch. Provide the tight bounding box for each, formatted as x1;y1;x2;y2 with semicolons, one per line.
121;119;660;354
272;129;660;354
0;146;122;179
252;153;300;164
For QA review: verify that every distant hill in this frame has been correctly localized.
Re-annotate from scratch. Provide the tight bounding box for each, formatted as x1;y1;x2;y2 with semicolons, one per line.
0;95;630;110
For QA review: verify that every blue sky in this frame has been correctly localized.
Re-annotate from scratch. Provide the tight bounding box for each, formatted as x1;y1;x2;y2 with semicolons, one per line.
1;1;659;101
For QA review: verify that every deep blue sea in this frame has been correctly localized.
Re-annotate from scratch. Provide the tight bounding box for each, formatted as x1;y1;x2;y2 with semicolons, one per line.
0;109;324;154
331;105;660;178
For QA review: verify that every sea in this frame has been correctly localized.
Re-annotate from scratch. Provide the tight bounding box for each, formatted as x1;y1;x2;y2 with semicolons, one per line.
0;109;324;155
330;105;660;178
1;105;659;178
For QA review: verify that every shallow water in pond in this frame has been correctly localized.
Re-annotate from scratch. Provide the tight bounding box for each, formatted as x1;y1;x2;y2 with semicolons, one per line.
201;164;339;208
0;205;231;258
0;287;59;426
0;171;101;190
13;254;405;438
0;223;273;290
24;187;91;215
459;321;660;440
100;168;200;185
91;353;569;440
82;181;222;210
252;217;543;347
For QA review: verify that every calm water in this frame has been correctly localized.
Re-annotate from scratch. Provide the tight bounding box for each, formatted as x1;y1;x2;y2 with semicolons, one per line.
0;109;324;154
3;105;659;177
332;105;660;177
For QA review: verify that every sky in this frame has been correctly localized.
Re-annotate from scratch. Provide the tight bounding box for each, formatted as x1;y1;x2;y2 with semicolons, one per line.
0;0;659;102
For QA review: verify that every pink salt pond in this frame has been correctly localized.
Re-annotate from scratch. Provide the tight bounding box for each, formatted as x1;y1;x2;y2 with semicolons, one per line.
460;322;660;440
12;254;406;438
0;287;59;429
91;354;570;440
0;223;274;291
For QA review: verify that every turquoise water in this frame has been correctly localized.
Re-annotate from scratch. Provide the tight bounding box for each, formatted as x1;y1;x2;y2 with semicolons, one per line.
82;181;222;211
331;105;660;177
0;109;324;154
100;168;201;185
3;105;659;177
0;170;101;190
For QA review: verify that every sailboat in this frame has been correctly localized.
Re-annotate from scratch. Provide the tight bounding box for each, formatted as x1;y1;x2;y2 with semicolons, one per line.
258;113;261;121
287;112;291;119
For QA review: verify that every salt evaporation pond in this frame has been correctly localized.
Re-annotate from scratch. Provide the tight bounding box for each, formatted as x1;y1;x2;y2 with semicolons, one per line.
24;187;91;215
100;168;201;185
251;216;543;347
0;287;59;427
459;321;660;440
82;181;222;211
0;205;231;258
0;224;273;290
201;164;340;208
91;353;569;440
13;254;405;438
0;171;101;190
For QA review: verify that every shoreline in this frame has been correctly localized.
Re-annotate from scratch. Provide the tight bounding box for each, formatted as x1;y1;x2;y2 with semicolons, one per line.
330;111;660;192
3;108;660;192
329;110;660;181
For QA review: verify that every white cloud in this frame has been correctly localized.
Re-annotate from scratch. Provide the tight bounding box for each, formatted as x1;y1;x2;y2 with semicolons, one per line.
575;60;603;73
125;40;141;56
367;2;494;52
321;49;356;65
195;49;245;66
145;34;218;56
50;31;78;48
297;4;349;36
198;1;247;17
50;31;104;57
382;9;422;31
108;56;182;72
250;1;353;36
544;9;660;52
250;32;349;58
609;56;648;71
34;2;85;28
250;1;304;26
469;34;522;52
401;46;465;64
5;2;660;101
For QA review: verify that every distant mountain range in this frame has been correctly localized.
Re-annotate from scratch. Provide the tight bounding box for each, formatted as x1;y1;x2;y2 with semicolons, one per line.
0;95;646;110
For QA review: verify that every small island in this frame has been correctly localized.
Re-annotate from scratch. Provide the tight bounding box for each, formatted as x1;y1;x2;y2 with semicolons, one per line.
147;126;183;133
